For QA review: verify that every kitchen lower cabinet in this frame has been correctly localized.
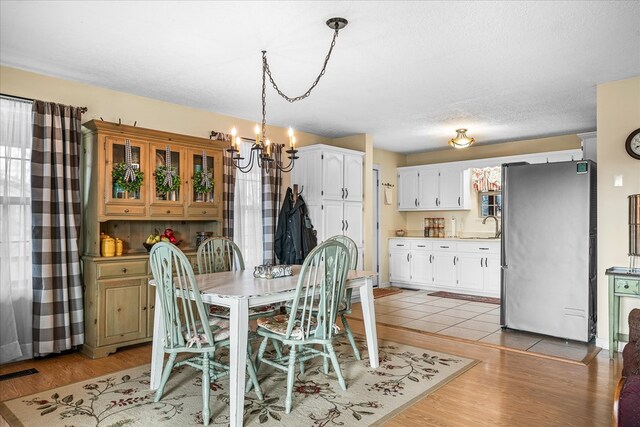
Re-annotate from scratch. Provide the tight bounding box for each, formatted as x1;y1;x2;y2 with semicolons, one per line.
98;278;148;347
389;238;500;297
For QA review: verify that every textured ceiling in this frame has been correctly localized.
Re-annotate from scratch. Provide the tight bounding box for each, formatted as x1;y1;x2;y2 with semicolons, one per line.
1;1;639;153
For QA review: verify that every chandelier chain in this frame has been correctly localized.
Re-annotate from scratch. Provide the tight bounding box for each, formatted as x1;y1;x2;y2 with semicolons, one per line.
263;27;340;104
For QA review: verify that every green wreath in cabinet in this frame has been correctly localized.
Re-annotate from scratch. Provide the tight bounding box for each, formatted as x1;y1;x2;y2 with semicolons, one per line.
111;162;144;193
154;165;181;195
193;169;214;195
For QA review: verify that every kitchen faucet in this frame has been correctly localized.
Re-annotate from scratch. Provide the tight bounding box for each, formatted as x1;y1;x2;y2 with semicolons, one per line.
483;215;501;238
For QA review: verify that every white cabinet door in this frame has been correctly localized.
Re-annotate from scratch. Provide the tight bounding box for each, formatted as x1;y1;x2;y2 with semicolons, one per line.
419;168;439;209
411;251;433;284
439;166;463;209
483;255;501;295
398;169;419;210
456;253;485;291
322;152;344;201
343;154;363;202
322;200;344;241
390;249;411;282
433;253;456;287
344;201;363;247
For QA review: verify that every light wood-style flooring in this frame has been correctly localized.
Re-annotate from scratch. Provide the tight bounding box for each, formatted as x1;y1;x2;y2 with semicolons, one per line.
0;312;622;426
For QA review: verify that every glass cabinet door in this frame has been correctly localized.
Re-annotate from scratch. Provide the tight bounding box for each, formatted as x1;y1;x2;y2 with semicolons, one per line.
150;145;184;204
105;137;147;206
188;149;221;206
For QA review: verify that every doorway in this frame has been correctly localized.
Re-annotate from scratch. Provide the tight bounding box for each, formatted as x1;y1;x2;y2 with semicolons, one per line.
373;165;381;287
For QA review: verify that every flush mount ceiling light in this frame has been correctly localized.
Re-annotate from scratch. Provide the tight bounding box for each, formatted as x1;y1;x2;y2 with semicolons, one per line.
448;128;475;149
225;17;349;173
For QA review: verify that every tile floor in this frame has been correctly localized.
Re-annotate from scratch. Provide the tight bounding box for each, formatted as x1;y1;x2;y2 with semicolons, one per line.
350;288;601;364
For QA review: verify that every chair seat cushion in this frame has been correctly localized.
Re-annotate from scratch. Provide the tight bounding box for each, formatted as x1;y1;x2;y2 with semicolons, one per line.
209;304;279;319
283;299;347;312
183;317;230;347
256;314;316;340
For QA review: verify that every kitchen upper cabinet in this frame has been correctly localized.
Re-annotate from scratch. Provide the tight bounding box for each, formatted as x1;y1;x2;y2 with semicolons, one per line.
185;148;222;219
104;136;148;215
398;169;419;209
397;165;470;211
343;154;363;202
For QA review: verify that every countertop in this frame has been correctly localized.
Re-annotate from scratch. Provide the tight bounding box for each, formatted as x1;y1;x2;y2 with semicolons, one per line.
389;236;500;242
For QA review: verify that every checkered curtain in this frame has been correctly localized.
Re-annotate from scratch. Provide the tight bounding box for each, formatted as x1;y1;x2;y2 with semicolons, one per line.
223;149;236;239
31;100;84;356
261;145;282;264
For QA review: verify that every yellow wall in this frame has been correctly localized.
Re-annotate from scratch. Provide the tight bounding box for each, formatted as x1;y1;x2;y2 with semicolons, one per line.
596;76;640;342
405;134;581;166
373;148;406;283
0;66;331;150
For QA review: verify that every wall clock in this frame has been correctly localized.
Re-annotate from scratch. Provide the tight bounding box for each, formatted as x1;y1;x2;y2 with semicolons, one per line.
626;128;640;160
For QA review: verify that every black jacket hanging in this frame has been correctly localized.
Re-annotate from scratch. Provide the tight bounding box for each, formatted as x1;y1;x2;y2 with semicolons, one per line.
274;187;316;264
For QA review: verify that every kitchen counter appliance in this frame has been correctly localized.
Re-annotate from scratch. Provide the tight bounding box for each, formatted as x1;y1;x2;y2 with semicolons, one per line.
501;160;597;342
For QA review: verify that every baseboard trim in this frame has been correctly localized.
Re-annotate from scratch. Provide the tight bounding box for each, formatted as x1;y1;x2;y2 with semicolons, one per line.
595;337;626;352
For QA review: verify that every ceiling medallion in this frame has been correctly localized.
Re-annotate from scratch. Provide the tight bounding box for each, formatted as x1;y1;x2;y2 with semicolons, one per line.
448;128;475;149
225;17;349;173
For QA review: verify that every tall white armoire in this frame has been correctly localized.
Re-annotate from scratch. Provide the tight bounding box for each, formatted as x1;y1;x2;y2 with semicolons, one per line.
291;144;364;269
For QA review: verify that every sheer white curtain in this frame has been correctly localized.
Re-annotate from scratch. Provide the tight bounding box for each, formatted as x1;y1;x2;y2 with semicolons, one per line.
233;140;263;268
0;97;33;364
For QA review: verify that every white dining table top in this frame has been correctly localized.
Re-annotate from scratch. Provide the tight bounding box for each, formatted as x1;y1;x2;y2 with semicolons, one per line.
149;267;377;299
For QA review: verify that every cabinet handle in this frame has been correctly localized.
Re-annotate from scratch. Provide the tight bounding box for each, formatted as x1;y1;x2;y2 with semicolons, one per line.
396;244;405;246
453;256;457;265
624;284;629;289
407;253;410;262
429;254;433;263
345;220;349;230
202;210;207;214
124;209;129;213
166;210;171;214
122;268;127;273
458;196;461;206
150;305;154;309
485;257;488;267
414;198;418;207
345;188;349;199
481;258;484;267
341;220;345;231
479;248;489;250
342;188;345;199
417;245;426;247
440;245;449;249
142;306;147;311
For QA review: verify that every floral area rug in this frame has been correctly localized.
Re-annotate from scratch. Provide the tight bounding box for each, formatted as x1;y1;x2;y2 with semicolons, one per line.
0;338;477;426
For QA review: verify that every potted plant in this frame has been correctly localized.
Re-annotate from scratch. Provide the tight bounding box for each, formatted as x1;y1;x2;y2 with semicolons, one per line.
154;165;181;200
111;162;144;198
193;169;214;202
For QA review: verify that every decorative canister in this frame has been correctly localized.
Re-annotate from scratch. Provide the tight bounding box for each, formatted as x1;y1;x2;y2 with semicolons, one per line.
101;236;115;257
115;238;123;256
195;231;214;248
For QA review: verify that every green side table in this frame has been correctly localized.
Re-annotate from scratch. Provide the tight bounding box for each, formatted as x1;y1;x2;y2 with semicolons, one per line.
606;267;640;358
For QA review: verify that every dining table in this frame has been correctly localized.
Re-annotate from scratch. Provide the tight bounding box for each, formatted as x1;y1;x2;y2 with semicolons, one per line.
149;266;379;427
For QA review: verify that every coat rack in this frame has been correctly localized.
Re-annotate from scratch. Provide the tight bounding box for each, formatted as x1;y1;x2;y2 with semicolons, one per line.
292;184;304;204
381;182;394;188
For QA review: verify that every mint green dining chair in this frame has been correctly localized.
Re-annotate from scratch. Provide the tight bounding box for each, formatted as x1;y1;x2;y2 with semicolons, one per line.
254;240;351;414
150;242;263;426
197;236;279;320
327;235;361;360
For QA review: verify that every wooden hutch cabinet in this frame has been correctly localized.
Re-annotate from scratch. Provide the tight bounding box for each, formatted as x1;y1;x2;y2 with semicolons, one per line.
80;120;226;358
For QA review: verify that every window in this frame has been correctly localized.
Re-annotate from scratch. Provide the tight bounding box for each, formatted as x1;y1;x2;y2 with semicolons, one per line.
232;140;263;268
0;96;33;362
479;191;502;217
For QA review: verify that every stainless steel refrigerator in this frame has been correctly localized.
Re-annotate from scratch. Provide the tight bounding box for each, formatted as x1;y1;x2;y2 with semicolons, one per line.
500;160;597;342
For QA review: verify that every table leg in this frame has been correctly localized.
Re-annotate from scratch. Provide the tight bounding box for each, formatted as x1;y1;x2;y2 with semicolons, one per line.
228;298;249;427
358;277;379;368
150;290;164;390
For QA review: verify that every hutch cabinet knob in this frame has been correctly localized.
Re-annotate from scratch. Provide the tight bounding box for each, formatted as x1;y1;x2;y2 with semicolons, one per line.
122;268;127;273
124;209;129;213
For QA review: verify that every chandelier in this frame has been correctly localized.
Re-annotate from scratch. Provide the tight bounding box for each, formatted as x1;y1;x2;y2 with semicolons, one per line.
448;128;476;149
225;17;348;173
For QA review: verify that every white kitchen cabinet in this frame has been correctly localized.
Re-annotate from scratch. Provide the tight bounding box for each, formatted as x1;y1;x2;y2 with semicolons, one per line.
291;145;364;265
398;169;419;210
389;238;500;297
397;165;470;211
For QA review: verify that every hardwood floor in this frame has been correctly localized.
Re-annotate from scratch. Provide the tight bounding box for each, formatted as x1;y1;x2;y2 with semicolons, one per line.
0;318;621;426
